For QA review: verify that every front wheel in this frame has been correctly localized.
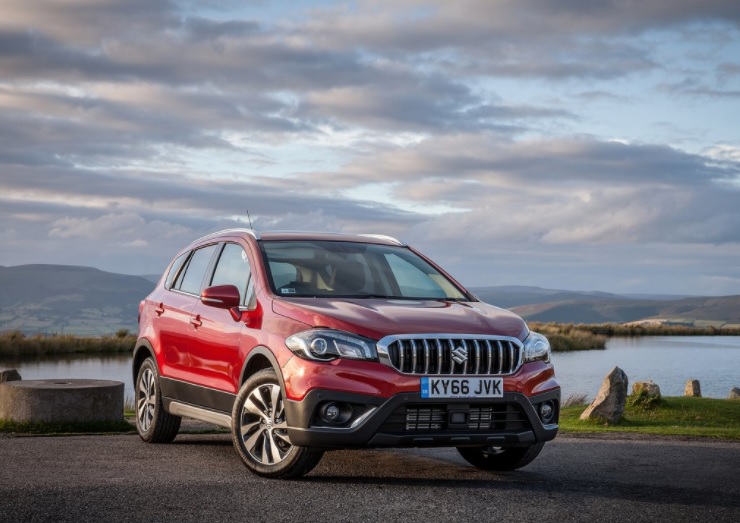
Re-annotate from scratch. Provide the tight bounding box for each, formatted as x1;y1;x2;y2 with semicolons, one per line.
232;369;324;479
457;442;545;471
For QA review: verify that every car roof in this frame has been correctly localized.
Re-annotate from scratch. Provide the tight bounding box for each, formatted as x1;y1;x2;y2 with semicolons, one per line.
189;229;404;247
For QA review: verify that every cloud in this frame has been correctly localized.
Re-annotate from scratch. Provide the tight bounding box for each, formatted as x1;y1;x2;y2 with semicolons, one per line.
0;0;739;294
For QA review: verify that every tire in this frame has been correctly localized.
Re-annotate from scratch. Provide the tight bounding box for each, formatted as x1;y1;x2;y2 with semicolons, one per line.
232;369;324;479
135;358;181;443
457;442;545;471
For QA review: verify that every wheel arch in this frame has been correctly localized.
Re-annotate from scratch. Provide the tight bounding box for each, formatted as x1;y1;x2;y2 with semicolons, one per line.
240;346;286;392
132;338;156;385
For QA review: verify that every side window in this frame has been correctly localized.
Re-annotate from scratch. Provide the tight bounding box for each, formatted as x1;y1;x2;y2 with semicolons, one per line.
164;251;190;289
210;243;252;304
177;244;218;295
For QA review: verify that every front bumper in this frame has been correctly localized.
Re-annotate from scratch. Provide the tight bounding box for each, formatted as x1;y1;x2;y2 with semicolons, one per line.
284;388;560;449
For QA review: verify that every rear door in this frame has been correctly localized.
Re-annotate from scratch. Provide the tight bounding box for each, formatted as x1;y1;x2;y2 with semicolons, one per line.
159;243;219;382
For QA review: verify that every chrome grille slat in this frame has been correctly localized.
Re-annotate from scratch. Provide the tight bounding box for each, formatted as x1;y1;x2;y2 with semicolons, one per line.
486;340;493;374
423;339;430;374
379;334;523;376
436;339;443;374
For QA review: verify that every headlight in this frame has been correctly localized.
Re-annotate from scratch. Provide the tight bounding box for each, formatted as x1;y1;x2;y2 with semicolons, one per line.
285;329;378;361
523;331;551;363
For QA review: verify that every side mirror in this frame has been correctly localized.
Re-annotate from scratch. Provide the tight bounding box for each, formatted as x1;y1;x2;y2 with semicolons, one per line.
200;285;241;309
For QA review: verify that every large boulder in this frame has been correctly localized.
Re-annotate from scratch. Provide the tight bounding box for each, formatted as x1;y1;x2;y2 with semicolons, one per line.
580;366;629;424
0;369;22;383
632;380;661;400
684;379;701;397
730;387;740;400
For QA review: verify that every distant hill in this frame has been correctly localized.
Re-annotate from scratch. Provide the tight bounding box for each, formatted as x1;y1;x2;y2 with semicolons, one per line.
0;264;155;336
470;286;740;327
1;265;738;335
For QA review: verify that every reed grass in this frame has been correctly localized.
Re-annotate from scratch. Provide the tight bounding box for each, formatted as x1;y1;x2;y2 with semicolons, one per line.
0;330;135;359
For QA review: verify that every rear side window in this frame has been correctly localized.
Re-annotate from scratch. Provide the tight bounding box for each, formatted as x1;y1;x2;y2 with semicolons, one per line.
210;243;252;304
177;244;218;295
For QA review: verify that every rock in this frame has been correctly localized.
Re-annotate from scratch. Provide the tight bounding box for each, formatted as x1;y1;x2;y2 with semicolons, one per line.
0;369;22;383
684;379;701;397
632;380;661;399
730;387;740;400
580;366;629;424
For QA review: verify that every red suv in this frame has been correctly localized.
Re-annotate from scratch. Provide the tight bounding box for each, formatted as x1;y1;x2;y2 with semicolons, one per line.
134;229;559;478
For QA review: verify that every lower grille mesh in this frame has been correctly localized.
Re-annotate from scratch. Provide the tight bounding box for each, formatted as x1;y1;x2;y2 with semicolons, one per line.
381;404;530;433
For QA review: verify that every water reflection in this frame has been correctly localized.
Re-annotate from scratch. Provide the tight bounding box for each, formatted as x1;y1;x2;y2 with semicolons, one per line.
2;336;739;403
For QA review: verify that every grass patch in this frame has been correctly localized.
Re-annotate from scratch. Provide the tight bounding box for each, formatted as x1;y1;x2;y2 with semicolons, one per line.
560;396;740;440
529;323;607;351
0;418;134;435
0;330;135;359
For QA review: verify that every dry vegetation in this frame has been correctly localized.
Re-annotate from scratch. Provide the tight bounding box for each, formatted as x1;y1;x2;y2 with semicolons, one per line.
0;329;135;359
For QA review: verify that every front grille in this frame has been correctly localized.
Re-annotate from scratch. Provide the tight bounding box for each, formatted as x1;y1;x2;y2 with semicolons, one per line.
377;335;523;375
381;404;530;433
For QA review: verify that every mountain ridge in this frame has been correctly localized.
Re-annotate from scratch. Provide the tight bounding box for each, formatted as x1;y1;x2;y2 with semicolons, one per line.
1;264;738;335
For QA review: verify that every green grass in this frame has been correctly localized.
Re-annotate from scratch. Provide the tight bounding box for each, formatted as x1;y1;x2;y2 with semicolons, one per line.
0;418;135;435
560;396;740;440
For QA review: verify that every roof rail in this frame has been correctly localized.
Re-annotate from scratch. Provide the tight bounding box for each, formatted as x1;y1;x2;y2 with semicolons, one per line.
358;234;403;246
189;228;260;245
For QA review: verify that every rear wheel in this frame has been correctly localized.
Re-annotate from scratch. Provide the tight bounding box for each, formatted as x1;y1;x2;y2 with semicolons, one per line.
232;369;324;479
457;442;545;471
135;358;181;443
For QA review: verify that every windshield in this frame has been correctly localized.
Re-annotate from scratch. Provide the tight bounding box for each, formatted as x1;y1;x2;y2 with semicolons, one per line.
260;240;469;300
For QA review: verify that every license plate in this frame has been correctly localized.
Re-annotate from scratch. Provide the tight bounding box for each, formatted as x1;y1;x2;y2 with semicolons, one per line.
420;377;503;398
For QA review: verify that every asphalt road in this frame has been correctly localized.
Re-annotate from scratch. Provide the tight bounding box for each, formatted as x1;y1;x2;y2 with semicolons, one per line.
1;431;738;523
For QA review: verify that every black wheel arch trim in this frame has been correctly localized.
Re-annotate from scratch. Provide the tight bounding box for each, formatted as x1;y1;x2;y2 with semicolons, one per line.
240;345;286;392
132;338;156;384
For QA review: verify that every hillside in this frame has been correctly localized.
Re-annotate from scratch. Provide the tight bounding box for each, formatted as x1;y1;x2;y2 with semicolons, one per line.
471;286;740;326
0;265;155;335
1;265;738;335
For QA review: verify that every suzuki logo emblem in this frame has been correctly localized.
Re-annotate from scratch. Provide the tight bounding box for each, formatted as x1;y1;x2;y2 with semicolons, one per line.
451;346;468;364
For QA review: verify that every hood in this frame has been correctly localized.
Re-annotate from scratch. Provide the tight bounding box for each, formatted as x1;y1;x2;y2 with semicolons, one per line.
272;298;528;341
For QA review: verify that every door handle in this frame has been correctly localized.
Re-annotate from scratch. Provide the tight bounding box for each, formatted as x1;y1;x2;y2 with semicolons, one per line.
155;303;165;316
190;315;202;328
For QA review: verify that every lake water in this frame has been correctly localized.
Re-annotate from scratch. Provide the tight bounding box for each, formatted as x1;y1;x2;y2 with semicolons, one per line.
2;336;739;402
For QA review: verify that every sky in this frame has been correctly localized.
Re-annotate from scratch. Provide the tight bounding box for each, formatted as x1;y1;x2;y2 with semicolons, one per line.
1;0;739;296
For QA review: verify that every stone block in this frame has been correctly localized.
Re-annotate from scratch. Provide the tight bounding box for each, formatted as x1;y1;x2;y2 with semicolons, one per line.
684;379;701;397
580;366;628;424
0;379;123;423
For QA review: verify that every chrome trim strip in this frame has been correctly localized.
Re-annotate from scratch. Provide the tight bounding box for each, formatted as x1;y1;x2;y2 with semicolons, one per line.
168;401;232;429
350;407;378;429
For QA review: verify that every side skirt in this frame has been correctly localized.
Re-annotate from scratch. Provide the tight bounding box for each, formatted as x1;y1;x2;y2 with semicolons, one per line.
167;401;232;429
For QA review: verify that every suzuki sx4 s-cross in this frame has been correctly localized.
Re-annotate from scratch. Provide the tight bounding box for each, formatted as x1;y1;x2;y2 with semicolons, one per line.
134;229;559;478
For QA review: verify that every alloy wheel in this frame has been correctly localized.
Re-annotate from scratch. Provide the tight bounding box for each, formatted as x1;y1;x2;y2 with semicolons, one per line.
137;367;156;432
238;383;292;465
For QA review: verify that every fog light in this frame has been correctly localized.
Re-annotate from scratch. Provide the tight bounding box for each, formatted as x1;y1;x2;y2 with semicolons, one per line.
324;403;340;421
539;401;555;423
318;402;352;424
